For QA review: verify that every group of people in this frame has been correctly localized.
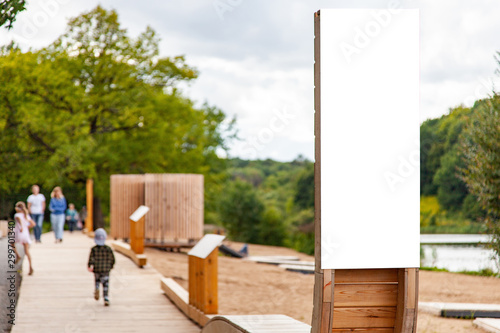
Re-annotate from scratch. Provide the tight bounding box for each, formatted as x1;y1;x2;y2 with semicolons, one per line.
13;185;83;275
26;184;82;243
13;184;115;306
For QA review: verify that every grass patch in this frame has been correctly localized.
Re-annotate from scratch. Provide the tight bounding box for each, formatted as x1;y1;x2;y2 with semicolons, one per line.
420;195;486;234
420;266;450;273
457;268;499;278
420;266;499;278
421;223;486;234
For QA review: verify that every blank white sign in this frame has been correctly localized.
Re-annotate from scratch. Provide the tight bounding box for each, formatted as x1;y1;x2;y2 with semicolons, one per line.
129;205;150;222
320;9;420;269
188;234;226;259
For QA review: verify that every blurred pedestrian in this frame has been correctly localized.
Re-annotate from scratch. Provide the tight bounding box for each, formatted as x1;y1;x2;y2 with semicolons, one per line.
27;184;45;243
49;186;67;243
13;201;35;275
66;203;79;233
88;228;115;306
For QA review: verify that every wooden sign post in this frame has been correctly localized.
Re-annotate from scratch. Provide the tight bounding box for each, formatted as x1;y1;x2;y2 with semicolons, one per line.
86;179;94;234
312;9;420;333
111;205;149;267
188;234;225;315
130;205;149;255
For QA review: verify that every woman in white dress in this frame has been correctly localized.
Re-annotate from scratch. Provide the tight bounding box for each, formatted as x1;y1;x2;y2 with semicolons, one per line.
14;201;35;275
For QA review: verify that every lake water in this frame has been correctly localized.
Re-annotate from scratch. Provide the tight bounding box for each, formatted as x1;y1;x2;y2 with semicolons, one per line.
420;234;499;273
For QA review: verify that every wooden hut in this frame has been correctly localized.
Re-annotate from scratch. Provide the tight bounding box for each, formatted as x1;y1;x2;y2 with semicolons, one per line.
110;174;204;244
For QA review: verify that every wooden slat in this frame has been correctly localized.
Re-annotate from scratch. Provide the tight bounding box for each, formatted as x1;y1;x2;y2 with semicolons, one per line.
395;269;406;332
407;268;416;309
413;269;419;330
161;278;188;315
332;307;396;329
324;269;332;303
334;284;397;307
321;302;332;333
332;329;394;333
110;175;145;240
313;9;322;274
205;249;218;314
111;240;147;267
395;268;418;333
86;178;93;232
335;269;398;284
203;315;311;333
195;256;202;310
312;272;323;333
312;10;324;333
188;255;195;306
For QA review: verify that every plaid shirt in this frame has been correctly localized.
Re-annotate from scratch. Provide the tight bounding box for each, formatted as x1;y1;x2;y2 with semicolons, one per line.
88;245;115;273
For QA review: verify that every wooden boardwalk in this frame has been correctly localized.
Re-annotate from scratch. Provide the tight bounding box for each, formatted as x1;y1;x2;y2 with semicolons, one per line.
12;231;200;333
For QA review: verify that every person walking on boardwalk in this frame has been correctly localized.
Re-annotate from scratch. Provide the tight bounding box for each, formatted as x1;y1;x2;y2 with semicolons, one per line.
49;186;67;243
65;203;79;233
13;201;36;275
27;184;46;243
87;228;115;306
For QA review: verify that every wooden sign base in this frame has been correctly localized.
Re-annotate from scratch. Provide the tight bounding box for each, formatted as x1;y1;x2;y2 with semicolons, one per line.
312;268;418;332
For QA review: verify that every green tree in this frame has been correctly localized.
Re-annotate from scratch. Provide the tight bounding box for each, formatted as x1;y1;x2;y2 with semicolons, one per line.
217;180;264;243
420;118;441;195
293;163;314;210
1;0;25;29
433;148;468;211
420;105;471;209
259;205;287;246
460;93;500;263
0;6;232;217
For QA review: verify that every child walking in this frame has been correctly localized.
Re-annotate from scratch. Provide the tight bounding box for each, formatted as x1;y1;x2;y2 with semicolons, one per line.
87;228;115;306
13;202;36;275
65;203;79;232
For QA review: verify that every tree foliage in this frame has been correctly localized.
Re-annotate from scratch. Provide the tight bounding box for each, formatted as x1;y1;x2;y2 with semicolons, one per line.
293;164;314;211
0;0;25;29
217;179;264;243
420;105;471;211
433;147;468;211
0;6;231;206
216;158;313;251
460;94;500;261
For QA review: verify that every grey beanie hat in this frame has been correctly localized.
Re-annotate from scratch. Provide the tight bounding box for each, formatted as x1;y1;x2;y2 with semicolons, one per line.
94;228;107;246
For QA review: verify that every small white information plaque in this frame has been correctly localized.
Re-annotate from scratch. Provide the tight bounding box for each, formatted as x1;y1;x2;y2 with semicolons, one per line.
188;234;226;259
129;205;150;222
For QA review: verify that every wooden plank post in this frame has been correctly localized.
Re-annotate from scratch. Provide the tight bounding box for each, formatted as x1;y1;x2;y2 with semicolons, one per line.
188;234;225;315
311;10;335;333
86;179;94;233
130;205;149;254
111;205;149;267
395;268;419;332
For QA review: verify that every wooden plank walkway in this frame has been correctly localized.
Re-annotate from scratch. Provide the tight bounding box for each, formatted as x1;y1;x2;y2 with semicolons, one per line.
12;231;200;333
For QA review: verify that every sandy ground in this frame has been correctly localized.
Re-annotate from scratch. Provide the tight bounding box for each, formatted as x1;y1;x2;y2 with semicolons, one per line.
145;241;500;333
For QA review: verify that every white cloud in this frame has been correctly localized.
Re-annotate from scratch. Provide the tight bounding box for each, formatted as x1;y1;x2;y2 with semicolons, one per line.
1;0;500;161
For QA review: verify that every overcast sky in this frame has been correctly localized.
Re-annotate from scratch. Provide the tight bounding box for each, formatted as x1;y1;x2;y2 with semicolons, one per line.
1;0;499;161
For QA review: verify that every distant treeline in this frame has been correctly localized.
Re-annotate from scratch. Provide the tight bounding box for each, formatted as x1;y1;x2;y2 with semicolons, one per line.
420;102;488;232
213;156;315;254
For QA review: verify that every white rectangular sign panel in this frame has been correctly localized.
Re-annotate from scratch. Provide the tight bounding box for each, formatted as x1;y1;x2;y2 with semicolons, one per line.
320;9;420;269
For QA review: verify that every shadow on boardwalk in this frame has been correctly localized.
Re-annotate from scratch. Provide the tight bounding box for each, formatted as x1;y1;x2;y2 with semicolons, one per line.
8;231;200;333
